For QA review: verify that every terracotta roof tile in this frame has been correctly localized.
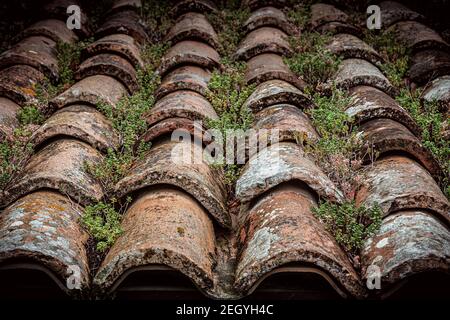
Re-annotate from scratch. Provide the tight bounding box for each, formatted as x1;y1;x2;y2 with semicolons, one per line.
235;27;292;61
1;139;104;208
408;49;450;85
1;0;449;300
361;210;450;297
16;19;79;44
0;64;45;105
82;34;144;69
170;0;218;18
235;184;365;298
358;118;443;178
379;1;425;28
157;40;221;76
244;6;297;36
165;12;219;49
0;190;90;295
346;85;421;136
326;33;383;66
236;142;344;204
94;187;216;295
114;139;230;228
355;155;449;223
145;90;218;127
245;53;307;89
30;104;120;153
388;20;449;53
324;58;398;97
155;65;211;100
51;75;128;110
96;10;148;45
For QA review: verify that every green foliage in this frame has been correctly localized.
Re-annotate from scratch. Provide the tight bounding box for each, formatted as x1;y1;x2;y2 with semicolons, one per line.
17;105;44;126
81;200;126;252
364;31;410;88
141;0;173;42
396;88;449;196
285;32;341;88
312;201;382;255
205;62;255;186
305;89;365;198
0;128;34;189
286;1;312;30
56;39;93;86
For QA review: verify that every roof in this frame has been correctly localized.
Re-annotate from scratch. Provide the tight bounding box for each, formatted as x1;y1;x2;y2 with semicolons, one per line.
0;0;449;300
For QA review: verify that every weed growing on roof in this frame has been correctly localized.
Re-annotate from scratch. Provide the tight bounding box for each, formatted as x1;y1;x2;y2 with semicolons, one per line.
305;89;365;198
312;201;382;256
81;199;129;252
0;79;55;190
364;30;410;88
285;32;342;89
207;4;250;58
396;88;450;197
82;41;166;252
57;39;93;88
205;61;255;187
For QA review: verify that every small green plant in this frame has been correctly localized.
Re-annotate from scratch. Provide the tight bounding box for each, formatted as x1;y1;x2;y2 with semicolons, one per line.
17;105;44;126
396;88;449;197
205;62;255;186
364;30;410;88
312;201;382;255
0;128;34;190
285;1;313;30
81;200;127;252
285;32;342;88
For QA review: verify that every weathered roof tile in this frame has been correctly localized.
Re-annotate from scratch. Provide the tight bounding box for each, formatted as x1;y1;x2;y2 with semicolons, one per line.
114;139;230;228
244;6;297;35
358;118;443;179
155;65;211;100
30;104;120;153
158;40;221;76
235;184;365;298
243;79;312;113
75;53;139;93
145;90;218;127
82;34;144;69
325;58;397;97
245;53;307;89
361;210;450;295
236;142;344;203
51;75;127;110
347;85;421;136
0;64;45;105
